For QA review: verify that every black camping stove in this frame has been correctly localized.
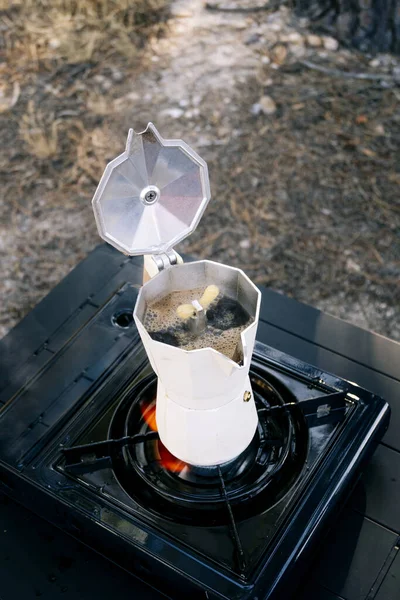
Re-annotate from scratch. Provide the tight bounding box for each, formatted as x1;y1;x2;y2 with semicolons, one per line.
0;267;390;600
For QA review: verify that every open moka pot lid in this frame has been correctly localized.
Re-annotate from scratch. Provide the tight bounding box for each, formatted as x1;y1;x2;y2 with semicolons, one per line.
92;123;211;256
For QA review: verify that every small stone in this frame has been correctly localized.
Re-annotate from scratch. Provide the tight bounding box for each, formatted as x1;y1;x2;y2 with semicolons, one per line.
125;91;139;101
374;124;385;135
185;107;200;119
261;55;270;65
346;258;361;273
101;79;112;92
321;208;331;216
269;23;282;32
259;95;277;115
49;38;61;49
239;239;251;249
245;33;261;45
392;65;400;82
256;72;273;86
178;98;189;107
218;126;230;137
290;44;306;58
323;36;339;51
272;44;287;64
286;32;304;44
307;34;322;47
111;68;123;83
232;21;248;30
161;107;184;119
262;28;278;43
369;58;380;68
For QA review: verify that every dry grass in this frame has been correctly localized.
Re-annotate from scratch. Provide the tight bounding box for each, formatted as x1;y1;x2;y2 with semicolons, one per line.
0;1;171;339
0;80;20;113
0;0;170;169
71;125;117;185
19;101;60;159
1;0;170;68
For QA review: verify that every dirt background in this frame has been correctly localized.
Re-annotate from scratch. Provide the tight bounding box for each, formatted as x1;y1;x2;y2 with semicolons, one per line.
0;0;399;342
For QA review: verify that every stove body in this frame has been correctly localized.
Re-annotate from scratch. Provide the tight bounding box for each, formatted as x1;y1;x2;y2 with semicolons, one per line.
0;250;390;600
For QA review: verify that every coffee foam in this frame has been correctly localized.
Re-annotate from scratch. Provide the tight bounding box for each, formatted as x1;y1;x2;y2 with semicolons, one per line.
144;288;252;362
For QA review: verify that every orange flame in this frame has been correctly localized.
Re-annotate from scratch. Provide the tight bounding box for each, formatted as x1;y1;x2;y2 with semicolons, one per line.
140;402;158;431
140;400;187;473
159;443;187;473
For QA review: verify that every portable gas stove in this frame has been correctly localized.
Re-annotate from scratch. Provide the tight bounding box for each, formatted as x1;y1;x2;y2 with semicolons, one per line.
0;125;391;600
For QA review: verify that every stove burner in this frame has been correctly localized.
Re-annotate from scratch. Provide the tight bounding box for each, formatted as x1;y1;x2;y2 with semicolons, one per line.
109;369;309;526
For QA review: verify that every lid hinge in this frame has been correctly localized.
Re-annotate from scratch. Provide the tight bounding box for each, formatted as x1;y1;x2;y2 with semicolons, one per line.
143;250;183;284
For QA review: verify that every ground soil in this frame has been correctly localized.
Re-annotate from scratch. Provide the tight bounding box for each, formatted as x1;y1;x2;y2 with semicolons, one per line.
0;0;399;342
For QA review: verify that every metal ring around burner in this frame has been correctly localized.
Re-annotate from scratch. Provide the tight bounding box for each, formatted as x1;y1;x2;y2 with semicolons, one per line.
109;368;309;526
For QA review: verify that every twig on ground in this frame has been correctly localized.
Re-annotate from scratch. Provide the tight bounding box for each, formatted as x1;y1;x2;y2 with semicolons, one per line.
300;60;395;82
205;1;279;13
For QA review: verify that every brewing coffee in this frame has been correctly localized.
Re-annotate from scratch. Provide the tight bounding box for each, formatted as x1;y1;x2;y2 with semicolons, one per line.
144;287;253;362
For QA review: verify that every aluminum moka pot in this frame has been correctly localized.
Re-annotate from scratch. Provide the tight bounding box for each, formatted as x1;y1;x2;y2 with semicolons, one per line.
92;123;261;466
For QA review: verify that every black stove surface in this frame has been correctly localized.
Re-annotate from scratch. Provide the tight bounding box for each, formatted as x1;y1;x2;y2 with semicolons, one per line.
57;349;347;579
0;281;390;600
